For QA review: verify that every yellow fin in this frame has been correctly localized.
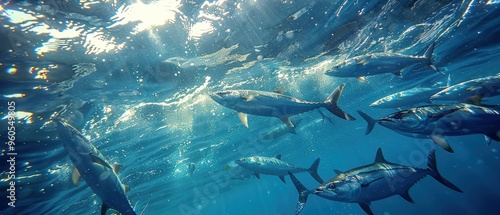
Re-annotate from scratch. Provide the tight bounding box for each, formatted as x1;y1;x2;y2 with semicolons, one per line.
72;166;80;186
357;76;367;82
238;112;249;127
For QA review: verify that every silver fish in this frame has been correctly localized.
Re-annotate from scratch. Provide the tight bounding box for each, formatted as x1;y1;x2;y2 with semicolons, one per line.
431;74;500;105
358;104;500;153
210;84;355;127
325;43;438;80
56;121;136;215
289;148;461;215
236;155;323;184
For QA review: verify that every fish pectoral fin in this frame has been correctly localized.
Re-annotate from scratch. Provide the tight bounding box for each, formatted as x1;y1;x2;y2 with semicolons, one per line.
430;134;454;153
112;163;123;174
361;177;383;187
279;116;294;127
274;87;285;94
357;55;371;65
276;154;282;160
400;190;415;203
123;184;130;193
72;166;81;186
254;172;261;179
358;202;374;215
466;95;483;105
238;112;249;128
393;70;403;77
241;95;255;102
357;76;367;82
89;153;113;170
279;175;286;183
101;203;110;215
486;131;500;142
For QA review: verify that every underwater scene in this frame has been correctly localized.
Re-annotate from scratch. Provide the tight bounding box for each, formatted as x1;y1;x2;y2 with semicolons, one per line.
1;0;500;214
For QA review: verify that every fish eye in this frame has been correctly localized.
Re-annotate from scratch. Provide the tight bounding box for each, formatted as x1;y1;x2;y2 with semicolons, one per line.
393;113;402;119
328;183;336;190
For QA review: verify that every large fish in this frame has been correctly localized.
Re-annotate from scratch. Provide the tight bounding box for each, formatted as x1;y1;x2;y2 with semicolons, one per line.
371;75;451;109
56;121;137;215
325;43;438;81
235;155;323;184
289;148;461;215
431;74;500;105
358;104;500;153
210;84;355;127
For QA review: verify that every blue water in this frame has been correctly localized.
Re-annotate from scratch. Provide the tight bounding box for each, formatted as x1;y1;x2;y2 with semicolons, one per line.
1;0;500;214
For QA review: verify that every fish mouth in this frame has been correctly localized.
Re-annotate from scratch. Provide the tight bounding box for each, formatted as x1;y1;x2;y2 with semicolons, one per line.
314;186;325;194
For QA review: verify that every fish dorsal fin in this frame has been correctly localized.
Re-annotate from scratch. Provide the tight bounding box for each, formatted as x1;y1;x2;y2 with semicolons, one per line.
238;112;249;128
101;203;110;215
72;166;81;186
374;148;387;163
89;153;113;170
276;154;282;160
112;163;123;174
279;116;294;127
274;87;285;94
334;169;342;175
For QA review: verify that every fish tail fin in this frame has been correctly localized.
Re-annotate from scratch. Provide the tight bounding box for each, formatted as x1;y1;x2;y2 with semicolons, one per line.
308;158;324;184
289;172;312;215
427;149;462;193
357;111;376;135
325;83;355;121
423;42;443;74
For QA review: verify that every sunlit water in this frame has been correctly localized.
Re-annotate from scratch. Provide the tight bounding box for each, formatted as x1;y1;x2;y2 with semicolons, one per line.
1;0;500;215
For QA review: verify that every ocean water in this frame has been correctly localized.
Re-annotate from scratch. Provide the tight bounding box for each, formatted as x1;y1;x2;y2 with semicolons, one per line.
1;0;500;214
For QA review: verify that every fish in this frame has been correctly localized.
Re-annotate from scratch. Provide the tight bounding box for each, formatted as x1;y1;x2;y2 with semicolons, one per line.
325;43;438;81
235;155;323;184
258;118;302;140
358;104;500;153
371;75;451;109
56;121;137;215
209;83;355;127
431;74;500;105
289;148;461;215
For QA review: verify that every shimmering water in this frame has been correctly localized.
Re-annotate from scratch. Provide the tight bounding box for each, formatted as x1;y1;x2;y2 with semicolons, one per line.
1;0;500;215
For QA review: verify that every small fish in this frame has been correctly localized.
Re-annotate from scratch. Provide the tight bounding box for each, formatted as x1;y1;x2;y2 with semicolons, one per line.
235;155;323;184
56;121;137;215
325;43;439;81
431;74;500;105
358;104;500;153
289;148;461;215
187;162;196;175
210;84;355;127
